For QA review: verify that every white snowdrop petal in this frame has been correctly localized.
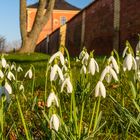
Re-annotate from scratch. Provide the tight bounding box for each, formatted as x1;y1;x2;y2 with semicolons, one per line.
17;66;23;72
66;79;73;93
80;65;87;74
57;65;64;81
7;71;16;81
110;56;119;74
59;52;65;65
1;58;7;68
50;65;58;81
47;92;59;107
100;67;108;81
4;82;12;94
95;81;100;97
49;52;60;64
50;114;60;131
126;54;133;71
99;82;106;98
89;58;95;75
0;70;4;78
105;74;112;83
94;59;99;72
61;79;67;92
109;68;118;81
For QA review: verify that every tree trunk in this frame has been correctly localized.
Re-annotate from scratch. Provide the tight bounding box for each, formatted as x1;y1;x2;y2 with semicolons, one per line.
19;0;55;53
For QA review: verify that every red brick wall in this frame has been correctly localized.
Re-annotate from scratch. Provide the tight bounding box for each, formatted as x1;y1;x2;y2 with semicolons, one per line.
65;12;82;56
36;0;140;56
84;0;114;55
120;0;140;53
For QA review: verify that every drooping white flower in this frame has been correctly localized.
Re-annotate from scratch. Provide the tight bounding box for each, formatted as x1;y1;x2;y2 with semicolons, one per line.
17;66;23;72
123;53;137;71
61;77;73;93
50;64;64;81
88;58;99;75
4;82;12;94
82;52;89;65
11;64;16;71
0;70;4;78
100;65;118;83
108;56;119;74
47;92;59;107
79;50;86;59
49;51;64;66
50;114;60;131
80;65;87;74
19;84;24;92
95;81;106;98
25;69;33;79
1;57;7;68
7;71;16;81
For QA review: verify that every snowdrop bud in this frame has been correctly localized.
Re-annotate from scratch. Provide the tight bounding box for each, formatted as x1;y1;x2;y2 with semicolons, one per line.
0;70;4;78
50;114;60;131
4;82;12;94
19;84;24;92
1;57;7;68
49;51;64;65
95;81;106;98
17;66;23;72
47;92;59;107
7;71;16;81
25;69;33;79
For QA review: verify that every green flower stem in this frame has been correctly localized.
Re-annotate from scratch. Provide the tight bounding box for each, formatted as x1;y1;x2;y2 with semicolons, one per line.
88;101;97;135
78;100;85;138
16;96;31;140
31;66;35;97
0;97;4;140
93;97;101;131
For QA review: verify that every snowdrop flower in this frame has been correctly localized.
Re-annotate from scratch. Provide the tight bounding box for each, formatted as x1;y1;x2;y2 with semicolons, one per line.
62;65;68;72
108;56;119;74
25;69;33;79
47;92;59;107
17;66;23;72
79;49;86;59
49;51;64;66
123;53;137;71
11;64;16;71
80;65;87;74
82;52;89;65
4;82;12;94
100;65;118;83
95;81;106;98
122;46;129;58
50;114;60;131
61;77;73;93
0;70;4;78
7;71;16;81
50;64;64;81
19;84;24;92
88;58;99;75
1;57;7;68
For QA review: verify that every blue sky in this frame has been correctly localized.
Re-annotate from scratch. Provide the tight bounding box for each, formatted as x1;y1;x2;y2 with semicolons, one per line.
0;0;91;42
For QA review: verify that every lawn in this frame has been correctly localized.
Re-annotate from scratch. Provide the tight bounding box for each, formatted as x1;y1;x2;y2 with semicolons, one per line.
0;48;140;140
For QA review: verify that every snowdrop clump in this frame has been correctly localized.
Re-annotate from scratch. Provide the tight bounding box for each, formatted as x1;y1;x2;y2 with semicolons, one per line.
95;51;119;98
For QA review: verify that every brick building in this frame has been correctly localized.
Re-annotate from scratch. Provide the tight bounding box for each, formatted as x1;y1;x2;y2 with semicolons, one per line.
27;0;80;44
36;0;140;56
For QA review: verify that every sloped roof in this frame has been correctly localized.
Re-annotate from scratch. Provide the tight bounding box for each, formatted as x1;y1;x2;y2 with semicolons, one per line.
28;0;80;11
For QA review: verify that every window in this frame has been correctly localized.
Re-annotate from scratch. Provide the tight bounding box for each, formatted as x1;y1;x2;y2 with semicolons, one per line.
60;16;67;25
